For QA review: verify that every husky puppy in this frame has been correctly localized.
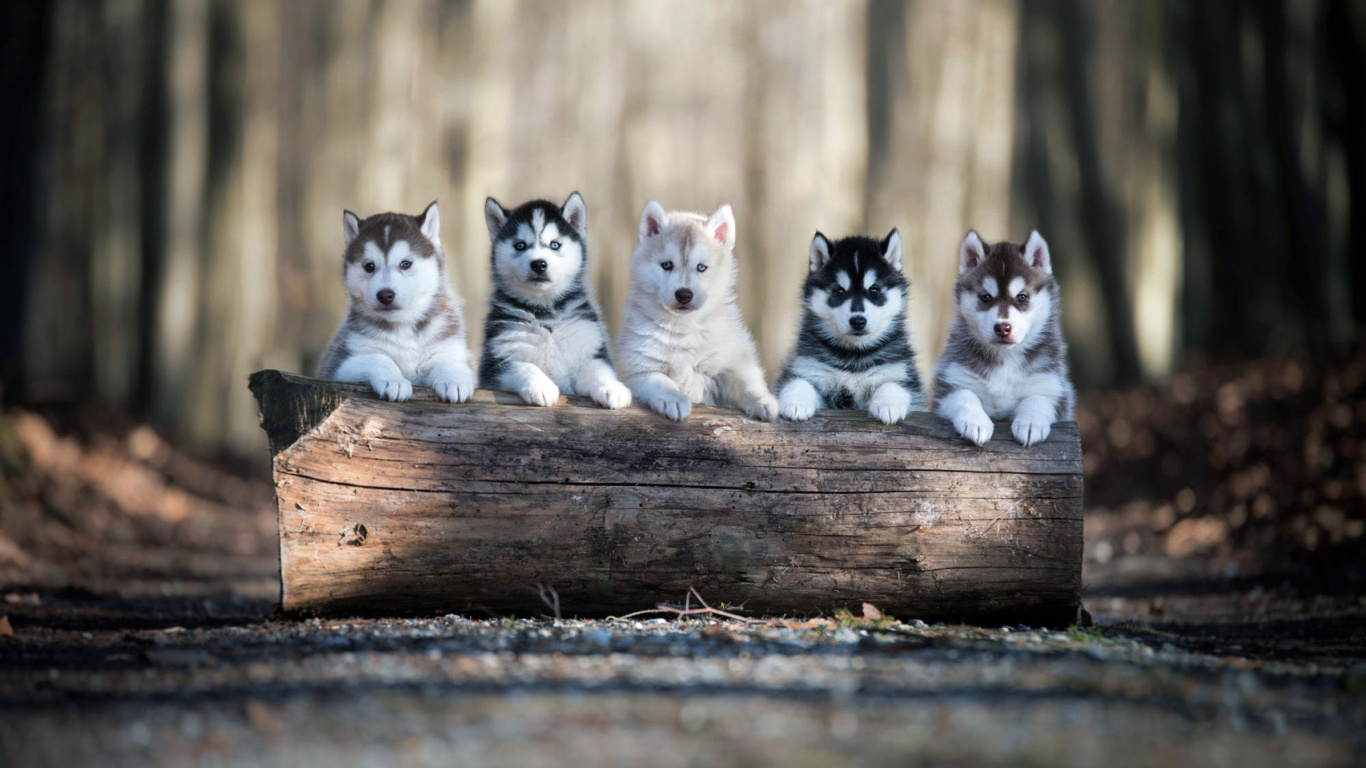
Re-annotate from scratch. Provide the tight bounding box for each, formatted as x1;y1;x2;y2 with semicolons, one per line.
616;200;778;422
933;230;1074;446
317;202;475;403
479;192;630;409
776;230;926;424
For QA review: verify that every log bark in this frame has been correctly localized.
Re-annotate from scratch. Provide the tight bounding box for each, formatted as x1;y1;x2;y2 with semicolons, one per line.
249;370;1084;627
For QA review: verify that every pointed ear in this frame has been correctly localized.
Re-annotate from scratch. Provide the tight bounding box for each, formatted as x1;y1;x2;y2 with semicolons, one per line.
484;197;508;240
561;191;587;233
418;201;441;246
881;228;903;271
343;210;361;247
1023;230;1051;274
959;231;985;275
638;200;667;241
704;204;736;249
808;232;832;272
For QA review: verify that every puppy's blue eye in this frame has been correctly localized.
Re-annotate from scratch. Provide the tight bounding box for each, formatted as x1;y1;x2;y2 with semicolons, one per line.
697;264;708;273
661;261;674;271
549;241;561;251
1016;293;1029;303
514;241;528;251
399;260;412;270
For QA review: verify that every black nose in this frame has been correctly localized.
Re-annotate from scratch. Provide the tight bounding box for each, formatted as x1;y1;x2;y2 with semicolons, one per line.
849;315;867;331
530;259;548;274
674;288;694;305
377;289;395;305
995;322;1012;338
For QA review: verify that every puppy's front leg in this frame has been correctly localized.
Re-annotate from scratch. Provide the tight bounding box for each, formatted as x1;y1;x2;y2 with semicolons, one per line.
938;388;993;445
334;354;413;402
777;379;821;421
867;381;913;425
1011;394;1056;447
721;363;778;422
574;357;631;409
499;362;560;407
425;352;475;403
627;372;691;421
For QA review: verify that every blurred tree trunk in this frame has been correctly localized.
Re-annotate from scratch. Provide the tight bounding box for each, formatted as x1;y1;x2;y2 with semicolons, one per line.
0;0;52;403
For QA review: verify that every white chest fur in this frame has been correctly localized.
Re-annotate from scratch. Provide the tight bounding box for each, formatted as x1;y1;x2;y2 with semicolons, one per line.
940;357;1064;420
490;314;606;392
788;357;905;408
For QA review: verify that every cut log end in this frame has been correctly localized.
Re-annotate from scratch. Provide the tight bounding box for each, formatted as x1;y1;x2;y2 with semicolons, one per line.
251;370;1084;627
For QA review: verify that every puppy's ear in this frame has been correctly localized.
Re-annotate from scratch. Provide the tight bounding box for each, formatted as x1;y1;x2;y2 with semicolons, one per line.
704;204;736;249
561;191;587;234
881;228;903;271
808;232;832;272
484;198;508;241
638;200;667;241
418;201;441;247
343;210;361;248
1023;230;1051;274
959;231;985;274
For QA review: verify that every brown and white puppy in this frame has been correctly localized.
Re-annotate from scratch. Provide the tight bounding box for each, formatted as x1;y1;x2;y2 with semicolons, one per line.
933;231;1074;446
316;202;475;402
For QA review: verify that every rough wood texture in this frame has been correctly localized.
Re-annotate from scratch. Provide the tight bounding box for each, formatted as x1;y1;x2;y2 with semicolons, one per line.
249;369;1084;626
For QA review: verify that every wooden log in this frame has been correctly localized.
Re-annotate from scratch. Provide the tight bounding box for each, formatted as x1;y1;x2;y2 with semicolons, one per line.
249;369;1084;626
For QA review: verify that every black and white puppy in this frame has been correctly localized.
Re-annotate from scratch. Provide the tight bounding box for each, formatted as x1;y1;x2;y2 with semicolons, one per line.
479;192;630;409
933;231;1074;446
776;230;926;423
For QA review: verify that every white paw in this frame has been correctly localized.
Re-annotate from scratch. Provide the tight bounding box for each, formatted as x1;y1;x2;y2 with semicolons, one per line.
868;397;909;425
433;371;475;403
651;392;692;421
1012;415;1052;447
778;383;818;421
746;394;780;422
520;376;560;407
954;410;993;446
372;375;413;402
592;380;632;409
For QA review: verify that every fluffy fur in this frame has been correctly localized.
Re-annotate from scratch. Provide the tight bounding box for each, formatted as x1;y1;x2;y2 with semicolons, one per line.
776;230;926;424
933;230;1075;446
317;202;475;403
479;192;630;409
616;200;778;421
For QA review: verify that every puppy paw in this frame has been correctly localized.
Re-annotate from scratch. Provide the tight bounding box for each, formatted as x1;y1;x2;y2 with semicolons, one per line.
954;410;994;446
592;380;632;410
778;382;818;421
372;375;414;402
650;392;692;421
868;398;909;425
1011;415;1052;447
745;394;780;423
520;376;560;407
433;370;475;403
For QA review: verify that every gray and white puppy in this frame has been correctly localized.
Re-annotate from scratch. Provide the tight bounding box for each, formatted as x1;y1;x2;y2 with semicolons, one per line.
776;230;926;424
317;202;475;403
933;231;1074;446
479;192;630;409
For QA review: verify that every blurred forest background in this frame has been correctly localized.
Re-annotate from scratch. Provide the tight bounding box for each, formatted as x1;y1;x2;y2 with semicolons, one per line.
2;0;1364;458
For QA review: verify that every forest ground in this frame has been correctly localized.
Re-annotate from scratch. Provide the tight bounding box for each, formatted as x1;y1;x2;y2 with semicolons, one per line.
1;354;1363;767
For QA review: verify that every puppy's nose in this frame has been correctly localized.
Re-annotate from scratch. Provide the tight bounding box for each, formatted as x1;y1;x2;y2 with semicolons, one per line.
530;259;548;275
994;322;1012;338
674;288;694;305
849;315;868;331
377;289;396;306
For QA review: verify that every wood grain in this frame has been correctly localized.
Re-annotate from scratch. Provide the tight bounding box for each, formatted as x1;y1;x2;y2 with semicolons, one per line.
249;370;1084;626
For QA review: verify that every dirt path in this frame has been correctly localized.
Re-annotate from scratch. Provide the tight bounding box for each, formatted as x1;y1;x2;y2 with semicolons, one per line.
1;381;1364;766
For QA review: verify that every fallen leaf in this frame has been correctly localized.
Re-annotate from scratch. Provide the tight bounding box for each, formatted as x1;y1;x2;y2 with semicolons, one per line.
862;602;884;620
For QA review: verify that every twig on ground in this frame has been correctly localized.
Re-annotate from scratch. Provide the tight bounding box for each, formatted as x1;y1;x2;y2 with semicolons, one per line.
535;582;561;620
